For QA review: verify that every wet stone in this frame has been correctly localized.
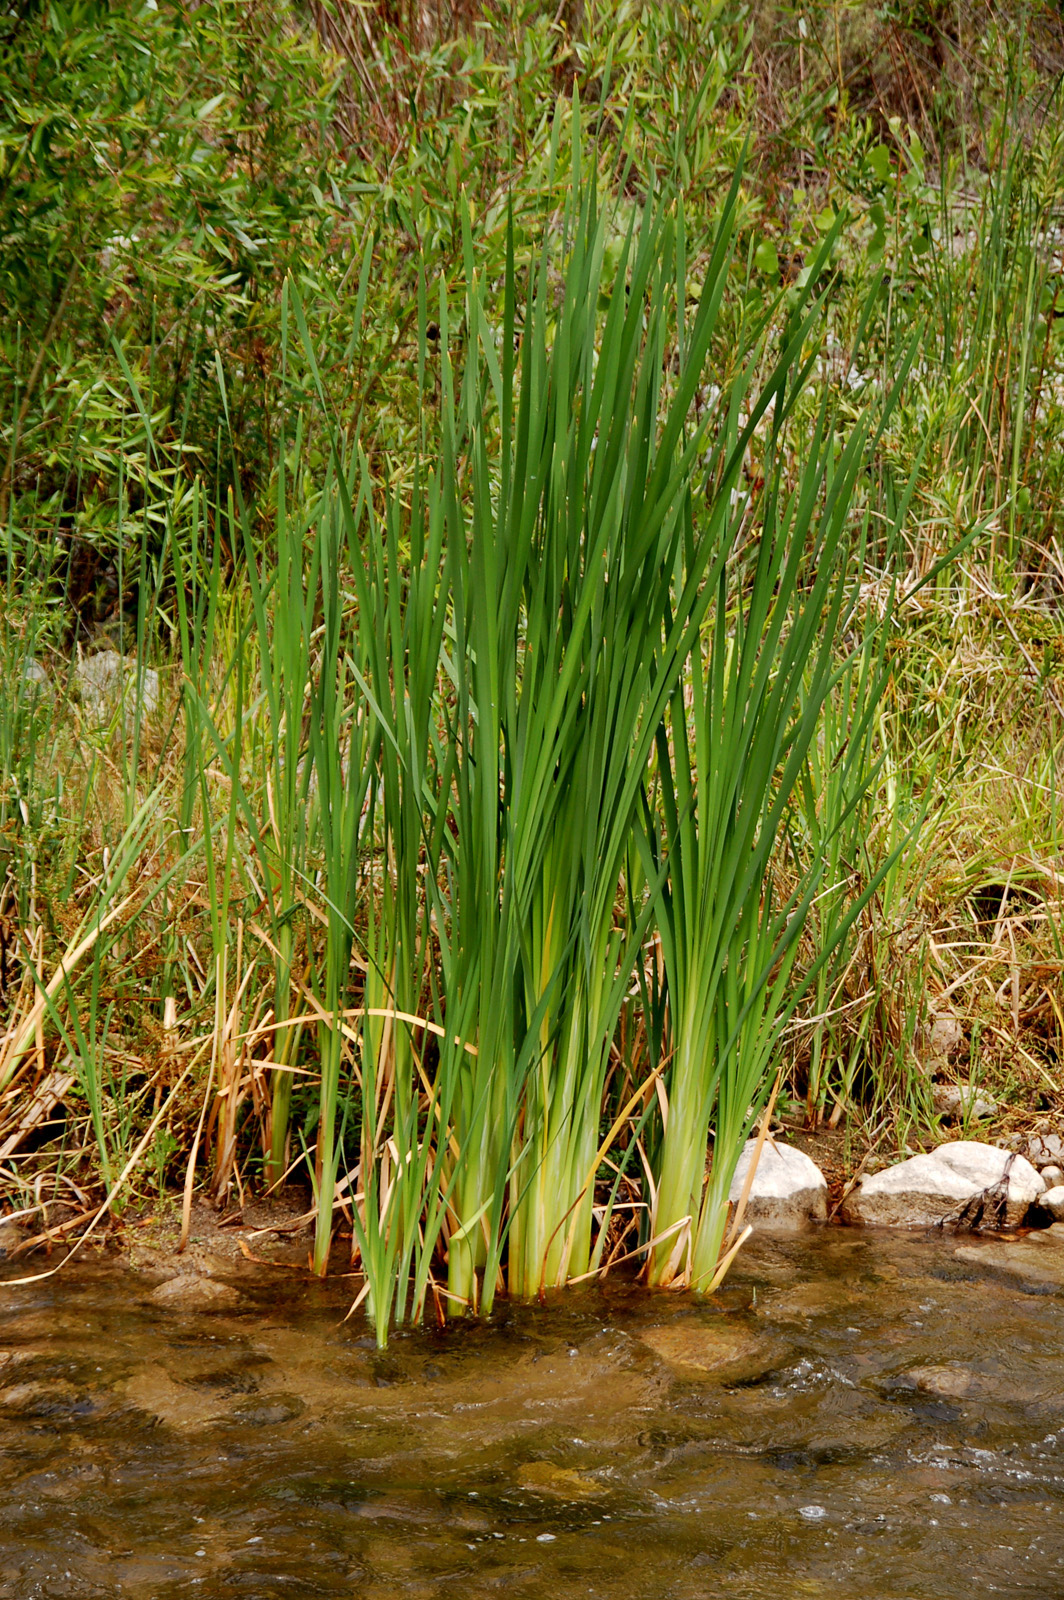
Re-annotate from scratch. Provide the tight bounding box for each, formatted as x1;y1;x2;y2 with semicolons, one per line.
0;1347;38;1376
231;1395;304;1427
954;1227;1064;1290
903;1365;974;1399
147;1274;243;1313
752;1277;880;1324
515;1461;606;1501
182;1360;261;1394
0;1379;82;1417
16;1461;103;1500
637;1317;778;1380
0;1310;84;1341
120;1362;232;1428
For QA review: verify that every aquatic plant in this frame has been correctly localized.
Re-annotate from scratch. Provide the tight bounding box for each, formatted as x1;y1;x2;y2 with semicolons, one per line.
1;0;1062;1345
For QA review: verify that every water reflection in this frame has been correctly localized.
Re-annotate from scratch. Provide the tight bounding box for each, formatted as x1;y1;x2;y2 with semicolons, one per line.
1;1231;1063;1596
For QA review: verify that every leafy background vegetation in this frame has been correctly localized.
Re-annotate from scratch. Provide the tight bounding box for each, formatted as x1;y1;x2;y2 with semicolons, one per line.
2;0;1064;1340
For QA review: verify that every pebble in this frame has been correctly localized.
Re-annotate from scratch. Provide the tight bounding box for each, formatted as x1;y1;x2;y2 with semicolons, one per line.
932;1085;999;1122
799;1505;828;1520
1028;1133;1064;1168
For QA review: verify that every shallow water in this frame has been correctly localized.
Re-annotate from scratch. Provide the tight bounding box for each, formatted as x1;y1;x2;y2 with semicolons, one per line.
2;1230;1064;1598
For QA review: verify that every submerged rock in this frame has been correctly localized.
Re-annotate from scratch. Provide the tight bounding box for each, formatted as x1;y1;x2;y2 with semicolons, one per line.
122;1361;234;1428
727;1138;827;1230
955;1227;1064;1291
903;1364;973;1399
0;1379;81;1416
841;1140;1043;1229
515;1461;605;1501
147;1274;242;1313
933;1084;999;1122
637;1318;776;1380
232;1395;305;1428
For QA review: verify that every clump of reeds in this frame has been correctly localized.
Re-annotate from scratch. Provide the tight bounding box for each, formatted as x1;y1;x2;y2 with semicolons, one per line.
0;127;910;1337
128;129;899;1338
3;2;1064;1347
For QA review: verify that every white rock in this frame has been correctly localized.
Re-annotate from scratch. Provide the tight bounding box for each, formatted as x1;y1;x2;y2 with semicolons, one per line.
933;1084;999;1122
76;651;159;724
727;1138;827;1230
841;1140;1044;1229
926;1009;964;1060
1041;1185;1064;1222
21;657;50;694
1041;1166;1064;1188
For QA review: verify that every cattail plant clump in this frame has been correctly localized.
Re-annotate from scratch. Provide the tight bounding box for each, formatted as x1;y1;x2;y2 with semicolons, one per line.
160;126;904;1340
13;0;1059;1342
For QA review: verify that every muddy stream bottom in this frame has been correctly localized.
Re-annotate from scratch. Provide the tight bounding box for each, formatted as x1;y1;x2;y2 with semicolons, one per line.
2;1230;1064;1597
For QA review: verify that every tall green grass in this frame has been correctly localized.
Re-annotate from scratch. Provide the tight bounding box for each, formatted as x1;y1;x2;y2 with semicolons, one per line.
0;132;942;1342
245;125;907;1328
5;1;1064;1350
6;166;909;1339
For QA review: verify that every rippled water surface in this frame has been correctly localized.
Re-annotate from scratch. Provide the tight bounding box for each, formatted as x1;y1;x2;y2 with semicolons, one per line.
3;1230;1064;1597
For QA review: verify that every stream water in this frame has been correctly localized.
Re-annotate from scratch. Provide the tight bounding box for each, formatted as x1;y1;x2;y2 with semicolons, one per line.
2;1229;1064;1597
